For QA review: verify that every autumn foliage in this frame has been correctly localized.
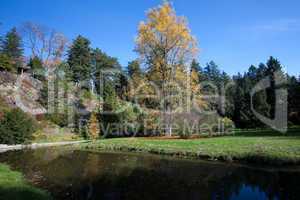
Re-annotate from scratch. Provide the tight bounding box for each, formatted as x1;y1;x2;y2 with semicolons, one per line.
88;112;100;140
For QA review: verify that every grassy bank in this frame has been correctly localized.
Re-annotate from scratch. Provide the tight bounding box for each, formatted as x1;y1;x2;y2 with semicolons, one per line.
32;132;83;143
0;164;51;200
81;134;300;165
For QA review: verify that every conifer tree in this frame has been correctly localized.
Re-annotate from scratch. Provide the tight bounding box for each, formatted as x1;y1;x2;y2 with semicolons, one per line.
1;27;23;70
67;35;92;83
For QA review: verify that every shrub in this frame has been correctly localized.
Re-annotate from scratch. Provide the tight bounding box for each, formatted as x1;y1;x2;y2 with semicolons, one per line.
0;96;10;117
0;108;38;144
142;109;161;135
222;117;235;134
45;113;69;127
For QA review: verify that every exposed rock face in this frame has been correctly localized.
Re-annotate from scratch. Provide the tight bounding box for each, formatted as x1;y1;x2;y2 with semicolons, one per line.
0;71;102;129
0;71;47;115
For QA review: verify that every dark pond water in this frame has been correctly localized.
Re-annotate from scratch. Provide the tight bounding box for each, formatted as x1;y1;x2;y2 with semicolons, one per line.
0;148;300;200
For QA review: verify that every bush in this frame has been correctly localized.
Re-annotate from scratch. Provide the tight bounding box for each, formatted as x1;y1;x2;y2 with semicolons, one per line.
45;113;69;127
222;117;235;134
0;96;10;116
0;108;38;144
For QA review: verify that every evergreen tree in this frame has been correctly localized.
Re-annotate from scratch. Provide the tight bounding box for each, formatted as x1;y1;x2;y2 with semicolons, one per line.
190;59;203;82
190;59;201;73
99;82;120;136
127;60;143;100
1;27;23;70
92;48;121;71
232;73;245;127
67;35;92;83
203;61;221;82
265;56;285;118
0;53;13;71
28;56;44;80
0;108;37;144
128;60;142;78
116;72;129;100
202;61;231;116
103;82;118;111
91;48;121;95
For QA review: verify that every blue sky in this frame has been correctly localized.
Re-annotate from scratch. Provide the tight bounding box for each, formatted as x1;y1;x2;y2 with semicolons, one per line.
1;0;299;75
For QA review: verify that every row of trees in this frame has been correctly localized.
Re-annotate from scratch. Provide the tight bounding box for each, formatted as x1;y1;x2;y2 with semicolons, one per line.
43;2;205;137
189;57;300;128
0;2;299;140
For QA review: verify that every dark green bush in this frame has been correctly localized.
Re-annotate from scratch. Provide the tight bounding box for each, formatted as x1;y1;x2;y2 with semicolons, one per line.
45;113;69;127
0;108;38;144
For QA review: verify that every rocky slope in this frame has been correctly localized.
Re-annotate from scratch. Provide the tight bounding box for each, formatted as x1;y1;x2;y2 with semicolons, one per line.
0;71;46;115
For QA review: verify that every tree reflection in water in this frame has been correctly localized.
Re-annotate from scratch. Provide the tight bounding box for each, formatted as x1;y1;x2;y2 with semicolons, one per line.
0;148;299;200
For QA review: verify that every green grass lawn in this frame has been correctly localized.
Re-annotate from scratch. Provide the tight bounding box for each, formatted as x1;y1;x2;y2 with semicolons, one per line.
0;164;51;200
82;133;300;165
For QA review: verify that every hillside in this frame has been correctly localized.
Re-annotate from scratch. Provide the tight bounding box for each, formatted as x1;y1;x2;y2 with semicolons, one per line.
0;71;46;115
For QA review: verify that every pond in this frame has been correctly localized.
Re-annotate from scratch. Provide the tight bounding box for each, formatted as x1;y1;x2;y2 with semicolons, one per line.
0;148;300;200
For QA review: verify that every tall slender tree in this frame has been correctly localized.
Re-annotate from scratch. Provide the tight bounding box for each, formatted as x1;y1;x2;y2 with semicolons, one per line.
135;2;198;136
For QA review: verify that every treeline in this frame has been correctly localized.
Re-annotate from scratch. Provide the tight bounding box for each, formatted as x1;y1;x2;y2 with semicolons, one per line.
1;25;299;133
192;58;300;128
0;2;299;141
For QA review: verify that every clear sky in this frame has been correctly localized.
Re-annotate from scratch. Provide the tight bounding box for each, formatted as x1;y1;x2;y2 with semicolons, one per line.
1;0;299;76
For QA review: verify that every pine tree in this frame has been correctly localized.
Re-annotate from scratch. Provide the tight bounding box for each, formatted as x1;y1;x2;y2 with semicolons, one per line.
203;61;221;84
28;56;44;80
128;60;142;78
191;59;202;74
91;48;121;95
0;53;13;71
67;35;92;83
103;83;118;111
1;27;23;70
116;73;129;100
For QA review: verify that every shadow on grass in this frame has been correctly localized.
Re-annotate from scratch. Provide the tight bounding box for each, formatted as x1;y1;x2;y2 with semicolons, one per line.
0;187;51;200
234;128;300;137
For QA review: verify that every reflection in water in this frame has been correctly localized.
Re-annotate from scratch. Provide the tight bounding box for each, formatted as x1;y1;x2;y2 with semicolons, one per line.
0;148;299;200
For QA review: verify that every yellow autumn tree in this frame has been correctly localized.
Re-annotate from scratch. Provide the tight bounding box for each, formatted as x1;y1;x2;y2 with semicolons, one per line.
135;2;198;136
88;112;100;140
